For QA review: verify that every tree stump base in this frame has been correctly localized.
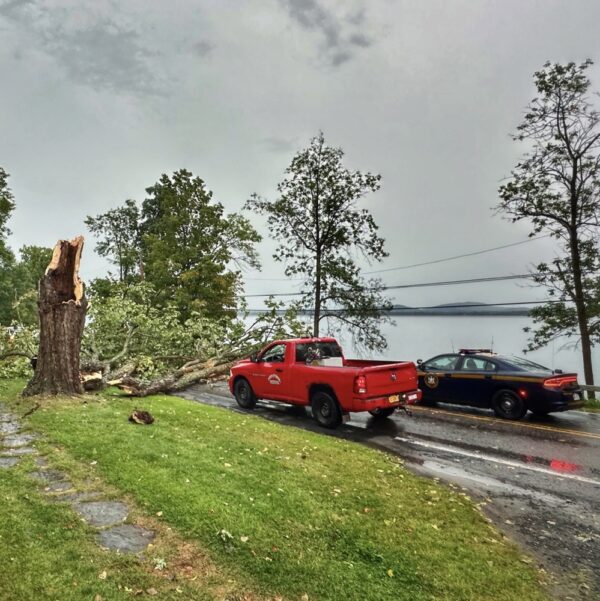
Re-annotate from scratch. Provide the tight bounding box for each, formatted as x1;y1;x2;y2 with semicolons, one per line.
23;237;87;397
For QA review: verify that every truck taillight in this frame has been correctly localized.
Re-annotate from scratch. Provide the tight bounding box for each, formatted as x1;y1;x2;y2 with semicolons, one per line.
543;376;578;389
354;375;367;395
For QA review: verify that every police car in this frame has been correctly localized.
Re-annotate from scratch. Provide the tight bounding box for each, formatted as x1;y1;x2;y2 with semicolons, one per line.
416;349;583;419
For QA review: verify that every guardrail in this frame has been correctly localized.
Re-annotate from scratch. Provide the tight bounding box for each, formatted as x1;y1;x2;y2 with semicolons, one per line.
580;384;599;400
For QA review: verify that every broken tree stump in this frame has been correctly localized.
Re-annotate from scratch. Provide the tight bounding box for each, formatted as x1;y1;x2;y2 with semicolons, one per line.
23;236;88;397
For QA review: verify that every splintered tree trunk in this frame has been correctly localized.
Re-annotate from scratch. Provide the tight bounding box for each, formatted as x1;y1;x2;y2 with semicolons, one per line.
23;236;87;397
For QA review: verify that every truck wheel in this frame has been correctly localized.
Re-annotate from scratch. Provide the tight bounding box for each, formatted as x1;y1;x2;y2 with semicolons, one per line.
311;391;342;429
234;378;256;409
491;389;527;420
368;407;396;419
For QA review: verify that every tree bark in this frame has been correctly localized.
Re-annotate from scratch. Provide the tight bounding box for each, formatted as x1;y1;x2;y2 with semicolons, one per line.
23;236;87;397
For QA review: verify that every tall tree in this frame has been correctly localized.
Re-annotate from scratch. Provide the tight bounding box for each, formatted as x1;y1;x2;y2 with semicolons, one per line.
0;168;16;325
141;170;261;319
498;60;600;385
85;199;141;282
246;132;391;351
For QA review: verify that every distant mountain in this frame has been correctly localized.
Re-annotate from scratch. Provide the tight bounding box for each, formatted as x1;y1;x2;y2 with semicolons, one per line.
247;302;532;317
388;302;530;316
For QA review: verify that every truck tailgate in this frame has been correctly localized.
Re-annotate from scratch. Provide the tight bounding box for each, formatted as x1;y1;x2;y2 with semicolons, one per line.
360;362;418;398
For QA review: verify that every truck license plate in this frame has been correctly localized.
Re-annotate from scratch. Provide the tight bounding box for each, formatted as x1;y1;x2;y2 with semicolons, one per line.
388;394;399;403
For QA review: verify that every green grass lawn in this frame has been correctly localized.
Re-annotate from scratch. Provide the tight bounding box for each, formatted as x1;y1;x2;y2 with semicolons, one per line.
583;397;600;412
1;380;549;601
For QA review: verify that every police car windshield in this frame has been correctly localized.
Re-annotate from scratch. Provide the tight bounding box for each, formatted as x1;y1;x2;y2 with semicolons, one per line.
500;355;550;372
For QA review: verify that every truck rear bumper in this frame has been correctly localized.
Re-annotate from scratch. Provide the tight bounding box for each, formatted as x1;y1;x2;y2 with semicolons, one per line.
350;389;422;412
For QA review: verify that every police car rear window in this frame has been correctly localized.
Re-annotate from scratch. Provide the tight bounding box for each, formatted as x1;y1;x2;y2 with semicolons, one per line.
500;355;550;371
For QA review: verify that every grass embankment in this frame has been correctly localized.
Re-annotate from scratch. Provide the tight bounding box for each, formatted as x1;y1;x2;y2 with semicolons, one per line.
1;379;548;601
583;398;600;413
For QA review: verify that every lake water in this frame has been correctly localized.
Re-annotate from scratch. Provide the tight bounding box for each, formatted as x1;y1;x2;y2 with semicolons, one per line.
340;316;598;379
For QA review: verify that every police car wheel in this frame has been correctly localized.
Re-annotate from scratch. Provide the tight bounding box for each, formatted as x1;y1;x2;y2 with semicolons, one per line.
491;389;527;420
369;408;396;418
234;378;256;409
311;391;342;429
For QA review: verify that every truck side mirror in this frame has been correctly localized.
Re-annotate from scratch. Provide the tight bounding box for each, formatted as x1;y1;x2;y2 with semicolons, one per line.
250;353;258;363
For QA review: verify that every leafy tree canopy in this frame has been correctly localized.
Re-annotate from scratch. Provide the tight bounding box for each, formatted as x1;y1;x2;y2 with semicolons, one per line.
87;170;261;321
0;169;16;325
83;281;305;379
497;60;600;383
246;132;391;351
85;199;141;282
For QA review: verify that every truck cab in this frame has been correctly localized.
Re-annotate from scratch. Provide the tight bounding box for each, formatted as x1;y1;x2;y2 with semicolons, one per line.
228;337;421;428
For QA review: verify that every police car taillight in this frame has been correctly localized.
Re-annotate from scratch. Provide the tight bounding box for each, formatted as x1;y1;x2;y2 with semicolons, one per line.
543;376;577;389
354;375;367;394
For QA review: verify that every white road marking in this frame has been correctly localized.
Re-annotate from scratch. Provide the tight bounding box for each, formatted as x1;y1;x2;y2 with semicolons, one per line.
394;436;600;487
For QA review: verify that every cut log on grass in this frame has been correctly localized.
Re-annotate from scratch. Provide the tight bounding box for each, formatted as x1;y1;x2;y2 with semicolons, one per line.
129;410;154;425
23;236;88;397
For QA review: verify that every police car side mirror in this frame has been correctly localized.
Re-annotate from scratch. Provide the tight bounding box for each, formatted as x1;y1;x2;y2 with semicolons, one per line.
416;359;423;365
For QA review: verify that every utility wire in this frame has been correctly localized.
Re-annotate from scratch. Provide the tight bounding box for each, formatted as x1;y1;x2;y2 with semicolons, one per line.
244;273;537;297
363;235;551;274
244;235;550;281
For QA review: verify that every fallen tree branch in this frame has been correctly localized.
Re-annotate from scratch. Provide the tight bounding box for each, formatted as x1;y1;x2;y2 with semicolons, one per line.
114;360;233;397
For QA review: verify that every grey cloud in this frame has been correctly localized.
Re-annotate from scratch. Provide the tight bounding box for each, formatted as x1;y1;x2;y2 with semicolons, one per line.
348;32;371;49
279;0;373;66
260;136;298;153
44;21;158;94
331;51;351;67
193;40;213;57
0;1;159;95
0;0;34;20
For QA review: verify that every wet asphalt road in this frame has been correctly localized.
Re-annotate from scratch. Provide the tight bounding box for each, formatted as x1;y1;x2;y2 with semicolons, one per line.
177;384;600;600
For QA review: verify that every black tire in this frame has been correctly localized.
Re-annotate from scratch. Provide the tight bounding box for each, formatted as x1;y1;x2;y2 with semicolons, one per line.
368;407;396;419
491;389;527;420
233;378;256;409
311;391;343;429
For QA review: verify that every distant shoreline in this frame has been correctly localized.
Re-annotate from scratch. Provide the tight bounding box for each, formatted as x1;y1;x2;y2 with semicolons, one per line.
247;305;532;317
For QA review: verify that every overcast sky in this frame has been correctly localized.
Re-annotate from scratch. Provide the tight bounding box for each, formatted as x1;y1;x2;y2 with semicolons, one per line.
2;0;600;311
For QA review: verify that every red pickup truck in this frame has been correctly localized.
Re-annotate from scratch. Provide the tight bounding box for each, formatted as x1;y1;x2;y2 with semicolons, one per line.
228;337;421;428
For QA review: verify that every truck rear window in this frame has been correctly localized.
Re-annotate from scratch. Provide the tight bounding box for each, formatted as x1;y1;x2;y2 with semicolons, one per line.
296;342;343;363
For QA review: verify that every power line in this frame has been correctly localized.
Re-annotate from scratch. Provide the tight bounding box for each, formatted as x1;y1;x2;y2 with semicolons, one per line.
243;273;537;297
382;274;535;291
363;235;550;274
243;235;550;281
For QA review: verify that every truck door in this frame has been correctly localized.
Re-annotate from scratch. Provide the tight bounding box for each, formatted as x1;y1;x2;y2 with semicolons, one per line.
251;342;294;401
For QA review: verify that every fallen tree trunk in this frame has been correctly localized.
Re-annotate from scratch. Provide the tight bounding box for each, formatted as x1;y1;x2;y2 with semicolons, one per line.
23;236;87;397
114;360;233;397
